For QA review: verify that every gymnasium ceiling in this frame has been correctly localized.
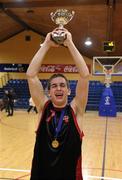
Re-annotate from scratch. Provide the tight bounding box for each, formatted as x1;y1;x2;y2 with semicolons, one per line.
0;0;122;60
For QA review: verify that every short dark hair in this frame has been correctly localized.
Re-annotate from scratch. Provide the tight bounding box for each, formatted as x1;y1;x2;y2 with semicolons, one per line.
47;73;70;90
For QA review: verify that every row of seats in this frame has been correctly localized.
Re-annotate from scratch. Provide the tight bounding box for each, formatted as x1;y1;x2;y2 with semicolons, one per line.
0;79;122;112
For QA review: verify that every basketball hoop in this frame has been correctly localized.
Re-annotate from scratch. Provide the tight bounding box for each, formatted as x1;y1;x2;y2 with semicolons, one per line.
104;68;112;87
103;68;112;75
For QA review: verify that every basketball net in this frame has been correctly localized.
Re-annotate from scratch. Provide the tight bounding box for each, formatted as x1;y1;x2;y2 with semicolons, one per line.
104;68;113;87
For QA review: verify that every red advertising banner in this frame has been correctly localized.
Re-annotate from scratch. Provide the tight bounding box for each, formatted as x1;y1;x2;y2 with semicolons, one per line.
0;63;90;73
40;64;91;73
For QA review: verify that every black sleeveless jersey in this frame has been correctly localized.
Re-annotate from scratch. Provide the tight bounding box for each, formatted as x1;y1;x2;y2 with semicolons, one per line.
30;100;84;180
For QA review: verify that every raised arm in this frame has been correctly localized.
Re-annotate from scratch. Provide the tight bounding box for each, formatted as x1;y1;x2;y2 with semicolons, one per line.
26;32;59;112
64;29;89;114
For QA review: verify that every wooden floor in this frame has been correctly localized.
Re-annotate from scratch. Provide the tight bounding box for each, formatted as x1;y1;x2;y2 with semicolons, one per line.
0;110;122;180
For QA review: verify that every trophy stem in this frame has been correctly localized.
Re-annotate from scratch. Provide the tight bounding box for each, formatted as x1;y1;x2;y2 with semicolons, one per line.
59;24;64;29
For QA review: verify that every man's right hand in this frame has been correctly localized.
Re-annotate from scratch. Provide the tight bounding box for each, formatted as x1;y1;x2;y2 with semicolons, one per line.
42;32;60;48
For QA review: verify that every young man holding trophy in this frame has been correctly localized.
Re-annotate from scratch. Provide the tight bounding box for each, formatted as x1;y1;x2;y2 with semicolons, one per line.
27;9;89;180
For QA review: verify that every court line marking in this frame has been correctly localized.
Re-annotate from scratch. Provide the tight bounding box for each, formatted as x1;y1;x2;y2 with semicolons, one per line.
84;167;122;172
0;168;30;173
0;168;122;180
84;175;122;180
14;173;30;180
101;116;108;178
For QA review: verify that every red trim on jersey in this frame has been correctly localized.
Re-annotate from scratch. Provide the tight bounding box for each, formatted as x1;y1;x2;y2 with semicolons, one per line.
76;156;83;180
36;100;50;133
70;106;84;139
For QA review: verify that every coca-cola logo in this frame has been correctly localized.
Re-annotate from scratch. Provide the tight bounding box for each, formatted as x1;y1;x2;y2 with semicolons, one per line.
40;65;55;72
64;65;78;73
39;64;86;73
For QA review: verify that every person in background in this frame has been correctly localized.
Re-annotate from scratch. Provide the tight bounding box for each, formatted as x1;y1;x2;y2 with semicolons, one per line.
0;99;5;120
26;28;89;180
4;89;16;116
27;97;38;114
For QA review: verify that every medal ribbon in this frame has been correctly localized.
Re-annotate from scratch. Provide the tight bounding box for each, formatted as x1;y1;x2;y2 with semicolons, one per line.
54;108;66;138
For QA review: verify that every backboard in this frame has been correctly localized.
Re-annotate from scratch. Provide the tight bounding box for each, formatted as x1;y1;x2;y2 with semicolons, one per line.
93;56;122;76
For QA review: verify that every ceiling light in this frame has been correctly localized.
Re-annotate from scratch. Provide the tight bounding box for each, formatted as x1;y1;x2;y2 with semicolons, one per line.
84;37;92;46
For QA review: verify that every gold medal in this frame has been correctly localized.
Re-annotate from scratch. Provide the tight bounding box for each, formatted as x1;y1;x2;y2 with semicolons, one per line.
52;139;59;148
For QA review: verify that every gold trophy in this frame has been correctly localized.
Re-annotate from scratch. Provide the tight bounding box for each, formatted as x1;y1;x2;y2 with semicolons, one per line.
50;9;75;44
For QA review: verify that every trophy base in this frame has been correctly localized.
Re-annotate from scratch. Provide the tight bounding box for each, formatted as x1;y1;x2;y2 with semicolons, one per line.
51;32;66;44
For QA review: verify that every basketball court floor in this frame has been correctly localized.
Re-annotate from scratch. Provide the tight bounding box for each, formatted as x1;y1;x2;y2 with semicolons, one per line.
0;110;122;180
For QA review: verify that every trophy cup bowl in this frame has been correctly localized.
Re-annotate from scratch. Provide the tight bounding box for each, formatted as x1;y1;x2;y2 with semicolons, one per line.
50;9;75;44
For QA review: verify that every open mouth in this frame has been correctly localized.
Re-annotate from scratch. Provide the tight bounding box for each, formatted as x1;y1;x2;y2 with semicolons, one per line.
55;93;63;99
